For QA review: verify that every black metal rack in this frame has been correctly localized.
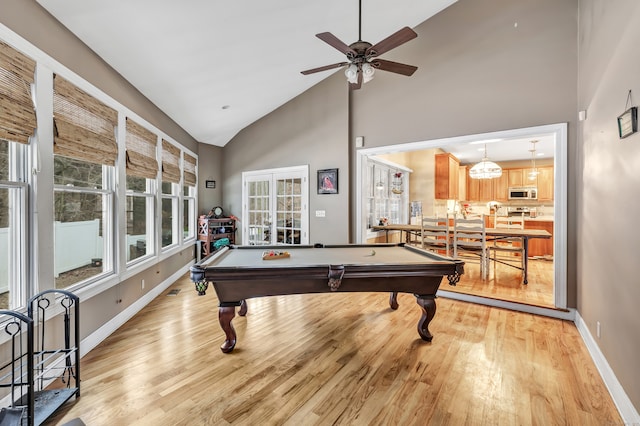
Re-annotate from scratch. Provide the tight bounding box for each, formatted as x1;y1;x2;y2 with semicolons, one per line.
0;289;80;426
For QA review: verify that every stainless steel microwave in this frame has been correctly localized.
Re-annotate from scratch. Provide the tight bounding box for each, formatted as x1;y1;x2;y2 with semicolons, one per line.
508;187;537;200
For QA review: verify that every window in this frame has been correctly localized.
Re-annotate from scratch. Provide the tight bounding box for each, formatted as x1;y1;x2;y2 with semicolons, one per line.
0;41;35;309
182;153;197;241
125;118;157;263
365;159;410;229
0;141;28;309
161;140;180;249
53;75;117;289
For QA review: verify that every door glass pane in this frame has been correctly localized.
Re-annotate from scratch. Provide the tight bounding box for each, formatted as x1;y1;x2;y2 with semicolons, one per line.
247;179;271;245
275;177;301;245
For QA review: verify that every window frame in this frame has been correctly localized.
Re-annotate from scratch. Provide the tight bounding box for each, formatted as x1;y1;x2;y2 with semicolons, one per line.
0;140;28;309
1;29;199;304
160;181;179;251
125;175;157;266
52;159;116;291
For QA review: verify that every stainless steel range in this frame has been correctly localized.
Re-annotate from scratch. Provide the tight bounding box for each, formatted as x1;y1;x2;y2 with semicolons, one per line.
507;206;537;217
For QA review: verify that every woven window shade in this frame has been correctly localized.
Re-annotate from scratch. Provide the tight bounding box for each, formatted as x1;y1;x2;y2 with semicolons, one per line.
162;139;181;183
183;153;197;186
0;41;36;144
53;74;118;165
125;118;158;179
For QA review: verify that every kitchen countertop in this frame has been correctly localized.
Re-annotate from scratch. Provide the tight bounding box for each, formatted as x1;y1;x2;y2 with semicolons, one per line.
524;215;554;221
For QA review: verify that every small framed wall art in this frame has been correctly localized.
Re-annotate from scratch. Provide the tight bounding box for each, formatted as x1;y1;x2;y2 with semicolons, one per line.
317;168;338;194
617;106;637;139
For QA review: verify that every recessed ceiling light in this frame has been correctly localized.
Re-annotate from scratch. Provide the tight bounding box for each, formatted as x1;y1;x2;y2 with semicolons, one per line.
469;138;503;145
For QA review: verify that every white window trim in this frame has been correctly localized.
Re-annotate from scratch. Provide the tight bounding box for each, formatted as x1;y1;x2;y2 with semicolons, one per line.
355;123;568;311
1;25;200;303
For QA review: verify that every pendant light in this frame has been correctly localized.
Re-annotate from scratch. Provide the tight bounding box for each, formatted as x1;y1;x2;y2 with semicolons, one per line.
375;167;385;190
469;144;502;179
527;140;539;181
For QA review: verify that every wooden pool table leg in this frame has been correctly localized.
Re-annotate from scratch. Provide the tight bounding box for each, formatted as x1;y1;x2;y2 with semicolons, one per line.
389;292;399;310
238;299;247;316
219;306;237;353
415;296;436;342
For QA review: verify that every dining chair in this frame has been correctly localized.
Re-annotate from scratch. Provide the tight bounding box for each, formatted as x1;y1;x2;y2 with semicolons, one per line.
490;213;525;277
420;215;450;256
453;215;488;280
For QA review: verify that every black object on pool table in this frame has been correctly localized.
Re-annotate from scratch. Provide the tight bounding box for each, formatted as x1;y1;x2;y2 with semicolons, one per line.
190;243;464;353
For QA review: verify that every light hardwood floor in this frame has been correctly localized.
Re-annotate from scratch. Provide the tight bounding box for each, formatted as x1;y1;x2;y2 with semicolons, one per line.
443;256;555;308
47;273;621;425
371;235;556;309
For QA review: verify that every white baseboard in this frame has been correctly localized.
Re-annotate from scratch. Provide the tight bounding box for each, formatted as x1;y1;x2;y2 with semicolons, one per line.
80;262;192;357
439;290;639;422
574;312;640;425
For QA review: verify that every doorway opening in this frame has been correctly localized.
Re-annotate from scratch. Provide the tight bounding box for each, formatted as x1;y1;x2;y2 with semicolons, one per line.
355;123;567;314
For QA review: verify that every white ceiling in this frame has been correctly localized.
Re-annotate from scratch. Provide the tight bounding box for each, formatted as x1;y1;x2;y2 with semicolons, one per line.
445;134;555;164
35;0;458;147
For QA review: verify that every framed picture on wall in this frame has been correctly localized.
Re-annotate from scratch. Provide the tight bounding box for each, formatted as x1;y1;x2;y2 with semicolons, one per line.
317;168;338;194
617;106;638;139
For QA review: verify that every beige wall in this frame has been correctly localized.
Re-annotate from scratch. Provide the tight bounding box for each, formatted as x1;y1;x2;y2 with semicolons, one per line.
222;76;350;245
0;0;198;154
349;0;579;306
577;0;640;410
196;144;224;215
0;0;198;343
3;0;638;417
223;0;578;295
377;149;440;217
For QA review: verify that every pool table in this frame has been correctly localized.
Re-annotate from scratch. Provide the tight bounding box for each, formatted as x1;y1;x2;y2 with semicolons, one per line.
190;243;464;353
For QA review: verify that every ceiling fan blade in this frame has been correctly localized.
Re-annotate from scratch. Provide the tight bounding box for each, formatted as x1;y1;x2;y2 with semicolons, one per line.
316;32;357;57
371;59;418;76
366;27;417;57
301;62;348;75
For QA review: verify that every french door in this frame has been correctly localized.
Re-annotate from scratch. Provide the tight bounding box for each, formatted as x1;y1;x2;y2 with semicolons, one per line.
242;165;308;245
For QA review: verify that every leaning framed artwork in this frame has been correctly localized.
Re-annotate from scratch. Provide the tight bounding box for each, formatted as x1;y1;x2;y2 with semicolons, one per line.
317;168;338;194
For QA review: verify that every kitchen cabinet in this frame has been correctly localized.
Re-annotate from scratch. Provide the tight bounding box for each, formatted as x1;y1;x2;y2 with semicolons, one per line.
466;172;493;202
493;171;509;201
466;173;479;201
435;153;460;199
524;220;553;257
458;165;467;201
536;166;554;201
508;169;525;187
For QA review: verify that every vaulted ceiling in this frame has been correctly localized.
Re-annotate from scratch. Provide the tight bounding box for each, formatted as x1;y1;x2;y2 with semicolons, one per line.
36;0;458;147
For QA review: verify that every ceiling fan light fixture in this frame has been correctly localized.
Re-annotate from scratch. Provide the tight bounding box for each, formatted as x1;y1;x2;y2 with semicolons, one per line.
361;62;375;83
345;64;359;84
300;0;417;89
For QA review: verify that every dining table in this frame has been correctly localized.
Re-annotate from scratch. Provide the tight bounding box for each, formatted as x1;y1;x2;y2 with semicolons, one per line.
372;223;552;284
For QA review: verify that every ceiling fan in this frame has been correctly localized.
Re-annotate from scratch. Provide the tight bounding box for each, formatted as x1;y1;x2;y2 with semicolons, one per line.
300;0;418;90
